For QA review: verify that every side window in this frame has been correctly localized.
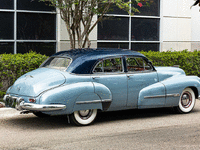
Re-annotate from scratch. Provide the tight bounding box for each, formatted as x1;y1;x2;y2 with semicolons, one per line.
93;58;123;73
126;57;152;72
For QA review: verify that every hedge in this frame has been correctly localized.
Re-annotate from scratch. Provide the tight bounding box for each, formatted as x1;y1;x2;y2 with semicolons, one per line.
0;52;48;99
0;50;200;100
140;50;200;77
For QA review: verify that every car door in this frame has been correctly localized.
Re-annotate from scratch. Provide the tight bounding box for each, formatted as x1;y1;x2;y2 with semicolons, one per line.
126;56;165;108
91;57;128;110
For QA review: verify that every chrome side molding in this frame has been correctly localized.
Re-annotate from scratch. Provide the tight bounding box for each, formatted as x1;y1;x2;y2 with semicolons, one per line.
76;99;112;104
144;93;180;99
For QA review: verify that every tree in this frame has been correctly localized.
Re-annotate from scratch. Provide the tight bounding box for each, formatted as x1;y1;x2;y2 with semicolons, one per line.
41;0;150;49
190;0;200;9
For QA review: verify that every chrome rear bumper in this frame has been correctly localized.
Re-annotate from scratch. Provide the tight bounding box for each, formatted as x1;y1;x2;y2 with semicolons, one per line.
3;94;66;112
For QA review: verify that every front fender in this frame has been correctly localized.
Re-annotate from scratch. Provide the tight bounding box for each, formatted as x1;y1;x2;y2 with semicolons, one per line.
162;75;200;106
138;82;165;108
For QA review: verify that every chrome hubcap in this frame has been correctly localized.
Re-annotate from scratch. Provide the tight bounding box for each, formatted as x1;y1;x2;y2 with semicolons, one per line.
181;92;192;108
78;110;92;120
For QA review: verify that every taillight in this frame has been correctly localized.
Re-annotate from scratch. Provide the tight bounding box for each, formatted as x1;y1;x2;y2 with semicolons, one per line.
29;98;36;103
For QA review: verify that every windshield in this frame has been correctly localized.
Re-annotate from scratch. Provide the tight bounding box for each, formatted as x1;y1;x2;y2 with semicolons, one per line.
41;57;72;71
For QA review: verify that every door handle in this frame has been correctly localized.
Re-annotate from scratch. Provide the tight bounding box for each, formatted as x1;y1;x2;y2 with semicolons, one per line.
127;75;134;79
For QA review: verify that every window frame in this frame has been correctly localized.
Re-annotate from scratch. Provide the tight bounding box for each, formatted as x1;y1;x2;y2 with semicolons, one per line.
93;57;125;74
40;56;72;71
125;56;154;73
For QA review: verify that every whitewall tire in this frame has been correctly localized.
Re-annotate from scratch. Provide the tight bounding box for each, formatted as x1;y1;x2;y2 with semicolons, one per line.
176;88;196;114
70;109;97;126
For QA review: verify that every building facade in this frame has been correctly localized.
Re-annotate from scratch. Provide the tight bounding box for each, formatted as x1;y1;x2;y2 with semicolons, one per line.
1;0;200;56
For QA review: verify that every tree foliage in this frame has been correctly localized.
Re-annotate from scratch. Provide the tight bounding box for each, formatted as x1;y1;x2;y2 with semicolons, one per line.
40;0;151;49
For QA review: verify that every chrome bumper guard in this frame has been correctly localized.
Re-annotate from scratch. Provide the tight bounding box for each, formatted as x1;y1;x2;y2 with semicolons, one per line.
3;94;66;112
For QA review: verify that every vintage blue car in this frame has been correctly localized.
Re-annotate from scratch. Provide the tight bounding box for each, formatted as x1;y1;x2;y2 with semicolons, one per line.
3;48;200;125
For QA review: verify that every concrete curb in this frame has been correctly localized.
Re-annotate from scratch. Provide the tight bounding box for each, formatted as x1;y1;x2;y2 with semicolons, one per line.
0;108;12;111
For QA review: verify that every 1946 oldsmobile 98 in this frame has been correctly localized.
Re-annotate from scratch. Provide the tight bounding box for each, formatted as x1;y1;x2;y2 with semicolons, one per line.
3;48;200;125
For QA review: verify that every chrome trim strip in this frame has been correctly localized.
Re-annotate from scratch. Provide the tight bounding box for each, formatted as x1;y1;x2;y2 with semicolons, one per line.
76;100;101;104
167;93;180;97
76;99;112;104
144;95;165;99
144;93;180;99
102;99;112;102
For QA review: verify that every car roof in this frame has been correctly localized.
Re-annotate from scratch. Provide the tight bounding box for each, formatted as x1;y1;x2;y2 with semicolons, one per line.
52;48;144;58
52;48;146;74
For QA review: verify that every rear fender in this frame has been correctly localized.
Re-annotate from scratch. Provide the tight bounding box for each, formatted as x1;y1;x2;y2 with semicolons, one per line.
39;82;96;114
93;82;112;111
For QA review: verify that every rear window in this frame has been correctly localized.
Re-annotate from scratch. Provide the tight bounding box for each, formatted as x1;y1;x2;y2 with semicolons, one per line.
40;57;72;71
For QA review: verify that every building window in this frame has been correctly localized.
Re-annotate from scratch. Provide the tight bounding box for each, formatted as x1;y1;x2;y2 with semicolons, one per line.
0;0;56;56
98;42;129;49
0;43;14;54
97;0;160;52
131;43;159;51
17;13;56;40
0;12;14;40
17;42;56;56
98;17;129;41
0;0;14;10
132;0;160;16
17;0;55;11
131;18;159;41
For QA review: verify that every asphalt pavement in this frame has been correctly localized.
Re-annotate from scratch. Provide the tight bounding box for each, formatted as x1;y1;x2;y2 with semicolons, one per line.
1;101;200;149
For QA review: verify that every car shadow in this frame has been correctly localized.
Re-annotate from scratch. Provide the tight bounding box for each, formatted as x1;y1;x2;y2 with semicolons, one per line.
95;107;183;124
4;114;73;130
4;107;199;129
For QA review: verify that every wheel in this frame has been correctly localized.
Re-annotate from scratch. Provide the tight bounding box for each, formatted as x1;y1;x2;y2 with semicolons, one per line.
176;88;196;114
69;109;97;126
33;111;50;118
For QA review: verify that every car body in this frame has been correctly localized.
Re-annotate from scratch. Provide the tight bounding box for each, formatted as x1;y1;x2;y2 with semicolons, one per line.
3;48;200;125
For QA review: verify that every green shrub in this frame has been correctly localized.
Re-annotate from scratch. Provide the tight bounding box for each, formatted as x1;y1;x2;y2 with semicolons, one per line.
141;50;200;76
0;52;48;98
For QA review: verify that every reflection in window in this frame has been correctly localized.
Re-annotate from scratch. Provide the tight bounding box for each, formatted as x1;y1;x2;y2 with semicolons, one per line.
132;0;160;16
17;42;56;56
98;17;129;41
104;1;128;15
0;0;14;9
131;18;159;41
17;13;56;40
0;43;14;54
126;57;152;72
0;13;14;40
131;43;159;51
17;0;55;11
94;58;123;73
